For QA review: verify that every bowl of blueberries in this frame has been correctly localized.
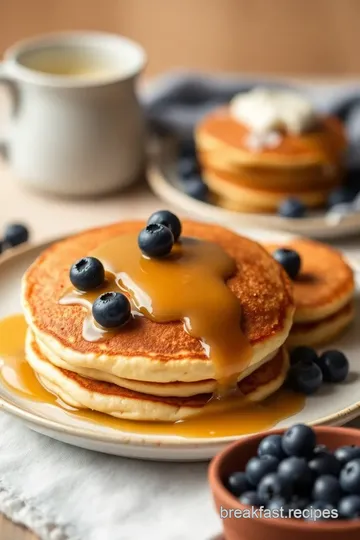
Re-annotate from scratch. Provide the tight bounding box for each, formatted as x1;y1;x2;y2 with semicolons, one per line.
209;424;360;540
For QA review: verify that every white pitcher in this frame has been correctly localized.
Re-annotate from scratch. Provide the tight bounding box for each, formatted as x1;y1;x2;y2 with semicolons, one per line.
0;32;146;196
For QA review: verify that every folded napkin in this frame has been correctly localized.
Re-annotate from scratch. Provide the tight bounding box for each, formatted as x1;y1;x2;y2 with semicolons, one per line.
0;414;220;540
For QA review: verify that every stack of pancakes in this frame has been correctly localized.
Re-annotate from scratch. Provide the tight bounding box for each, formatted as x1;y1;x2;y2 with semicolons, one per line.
195;105;347;214
22;221;294;422
265;239;355;347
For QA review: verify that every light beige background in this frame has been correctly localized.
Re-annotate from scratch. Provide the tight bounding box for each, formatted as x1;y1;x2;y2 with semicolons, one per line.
0;0;360;76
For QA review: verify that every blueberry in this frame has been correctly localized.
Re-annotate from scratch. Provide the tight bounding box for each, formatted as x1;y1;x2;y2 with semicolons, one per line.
257;473;293;503
278;457;313;494
92;292;131;329
178;157;199;179
305;501;335;521
257;434;285;460
328;187;355;208
138;223;174;257
282;424;316;457
313;444;330;456
290;346;318;366
338;495;360;519
245;455;279;486
239;491;263;507
147;210;182;242
287;495;310;511
316;350;349;383
226;472;250;497
340;459;360;494
309;454;342;478
278;198;306;218
273;248;301;280
179;139;196;158
70;257;105;291
335;446;360;465
312;475;342;504
287;359;323;395
4;223;29;247
182;176;209;201
266;497;287;511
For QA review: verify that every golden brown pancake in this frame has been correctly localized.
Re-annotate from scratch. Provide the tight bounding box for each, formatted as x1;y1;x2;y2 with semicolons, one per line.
22;221;294;384
26;330;289;421
264;239;355;347
196;108;347;167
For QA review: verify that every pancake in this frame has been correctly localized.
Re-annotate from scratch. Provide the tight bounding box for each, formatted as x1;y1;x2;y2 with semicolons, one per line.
26;330;289;421
196;108;347;168
203;168;332;213
33;330;279;397
265;239;355;323
288;301;355;348
22;220;294;384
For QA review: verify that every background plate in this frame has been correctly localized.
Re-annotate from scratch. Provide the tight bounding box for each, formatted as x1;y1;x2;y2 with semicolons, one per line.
0;236;360;461
147;139;360;240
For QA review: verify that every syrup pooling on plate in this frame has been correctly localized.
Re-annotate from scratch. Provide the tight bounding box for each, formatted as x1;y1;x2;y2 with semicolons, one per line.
0;314;305;437
60;233;253;389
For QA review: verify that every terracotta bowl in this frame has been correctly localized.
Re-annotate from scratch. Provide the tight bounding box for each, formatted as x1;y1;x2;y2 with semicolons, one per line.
209;426;360;540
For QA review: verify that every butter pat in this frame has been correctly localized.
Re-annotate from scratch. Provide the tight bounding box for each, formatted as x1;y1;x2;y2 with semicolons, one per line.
230;88;317;135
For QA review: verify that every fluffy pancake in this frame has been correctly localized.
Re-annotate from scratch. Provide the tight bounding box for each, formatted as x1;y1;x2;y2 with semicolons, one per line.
196;108;346;168
288;301;355;348
265;239;355;323
203;168;332;213
22;220;294;384
26;330;289;422
33;330;279;397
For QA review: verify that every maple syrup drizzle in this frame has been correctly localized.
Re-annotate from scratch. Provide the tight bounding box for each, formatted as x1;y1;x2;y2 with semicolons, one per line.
60;234;253;389
0;315;305;438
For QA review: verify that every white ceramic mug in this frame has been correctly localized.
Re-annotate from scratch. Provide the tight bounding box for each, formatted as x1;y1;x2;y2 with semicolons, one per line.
0;32;146;196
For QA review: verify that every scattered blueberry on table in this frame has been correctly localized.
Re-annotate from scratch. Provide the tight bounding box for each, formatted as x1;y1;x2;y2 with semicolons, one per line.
278;198;307;219
328;186;356;208
224;424;360;520
0;223;30;252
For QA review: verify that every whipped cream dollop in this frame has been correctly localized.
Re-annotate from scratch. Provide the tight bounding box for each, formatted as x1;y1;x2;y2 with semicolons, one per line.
230;88;317;135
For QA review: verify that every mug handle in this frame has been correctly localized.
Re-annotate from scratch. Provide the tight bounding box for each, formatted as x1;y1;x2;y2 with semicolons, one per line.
0;63;18;158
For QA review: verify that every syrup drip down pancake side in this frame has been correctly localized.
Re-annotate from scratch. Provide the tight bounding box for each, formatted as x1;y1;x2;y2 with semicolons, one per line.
21;220;295;421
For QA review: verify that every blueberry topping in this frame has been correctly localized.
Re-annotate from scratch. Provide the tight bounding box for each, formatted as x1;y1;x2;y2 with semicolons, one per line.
258;434;285;460
338;495;360;519
278;198;306;219
328;187;355;208
287;359;323;395
312;475;342;504
226;472;250;497
340;459;360;495
282;424;316;458
92;292;131;329
309;453;342;478
266;497;288;511
316;350;349;383
278;457;313;494
147;210;182;242
305;501;335;521
70;257;105;291
138;223;174;258
257;473;293;503
182;176;209;201
239;491;263;507
273;248;301;280
4;223;29;247
178;157;199;179
335;446;360;465
245;455;279;486
290;346;318;366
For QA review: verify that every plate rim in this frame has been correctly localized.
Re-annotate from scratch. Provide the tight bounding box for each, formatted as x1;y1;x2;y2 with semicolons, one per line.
0;238;360;449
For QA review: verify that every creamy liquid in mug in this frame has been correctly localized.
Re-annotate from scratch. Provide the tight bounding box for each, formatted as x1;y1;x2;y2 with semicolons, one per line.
19;46;118;77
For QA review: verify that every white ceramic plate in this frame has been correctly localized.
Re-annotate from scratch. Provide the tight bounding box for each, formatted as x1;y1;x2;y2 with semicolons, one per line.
0;237;360;461
147;139;360;240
